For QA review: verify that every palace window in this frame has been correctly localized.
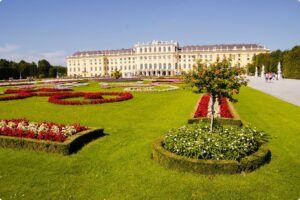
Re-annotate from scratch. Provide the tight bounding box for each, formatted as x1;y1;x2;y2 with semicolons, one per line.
163;47;166;52
159;63;162;69
154;63;157;69
154;47;156;52
140;48;143;53
149;64;152;69
159;47;161;52
163;63;166;69
168;47;171;52
149;48;151;52
140;64;143;70
145;64;148;69
144;48;147;53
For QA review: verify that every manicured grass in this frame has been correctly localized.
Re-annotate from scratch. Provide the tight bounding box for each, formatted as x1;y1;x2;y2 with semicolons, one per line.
0;82;299;199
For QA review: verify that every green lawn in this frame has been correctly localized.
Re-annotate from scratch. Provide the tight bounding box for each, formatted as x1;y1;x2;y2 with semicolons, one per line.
0;82;299;200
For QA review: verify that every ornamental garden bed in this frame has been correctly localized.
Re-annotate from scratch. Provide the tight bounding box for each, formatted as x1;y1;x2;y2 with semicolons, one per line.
124;85;179;92
188;94;242;126
0;119;104;155
152;124;271;174
152;137;270;174
0;88;133;105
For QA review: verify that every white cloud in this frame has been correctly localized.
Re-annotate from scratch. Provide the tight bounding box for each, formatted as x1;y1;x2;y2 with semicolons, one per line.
0;44;67;66
40;50;67;66
0;44;20;53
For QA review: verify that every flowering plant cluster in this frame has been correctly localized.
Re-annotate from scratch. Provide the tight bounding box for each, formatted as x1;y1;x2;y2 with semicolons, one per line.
0;88;73;101
163;123;269;161
0;88;133;105
124;85;179;92
194;95;233;118
0;119;87;142
194;95;210;118
48;92;133;105
219;97;233;118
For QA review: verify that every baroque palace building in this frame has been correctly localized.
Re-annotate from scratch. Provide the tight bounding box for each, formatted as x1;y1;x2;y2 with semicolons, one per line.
67;40;269;78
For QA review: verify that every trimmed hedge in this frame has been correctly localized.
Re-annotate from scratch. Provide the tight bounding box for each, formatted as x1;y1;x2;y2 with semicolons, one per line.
0;128;104;155
188;95;243;126
152;137;271;174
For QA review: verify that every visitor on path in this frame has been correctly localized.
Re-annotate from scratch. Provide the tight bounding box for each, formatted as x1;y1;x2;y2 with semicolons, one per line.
269;72;273;82
265;73;268;82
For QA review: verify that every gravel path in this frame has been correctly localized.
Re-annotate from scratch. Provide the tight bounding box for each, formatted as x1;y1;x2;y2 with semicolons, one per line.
247;76;300;107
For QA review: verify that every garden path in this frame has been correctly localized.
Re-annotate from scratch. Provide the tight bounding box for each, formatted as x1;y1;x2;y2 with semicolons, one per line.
247;76;300;107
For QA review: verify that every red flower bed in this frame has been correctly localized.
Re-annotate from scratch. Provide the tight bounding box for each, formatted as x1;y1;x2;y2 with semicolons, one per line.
48;92;133;105
219;97;233;118
0;119;87;142
84;93;103;99
0;91;35;101
194;95;210;118
0;88;133;105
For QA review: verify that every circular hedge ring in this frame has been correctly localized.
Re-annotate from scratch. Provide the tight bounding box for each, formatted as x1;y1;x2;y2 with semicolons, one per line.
152;137;271;174
48;92;133;105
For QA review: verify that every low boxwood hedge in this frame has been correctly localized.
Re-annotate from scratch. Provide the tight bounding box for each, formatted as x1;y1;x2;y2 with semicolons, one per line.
0;128;104;155
152;137;271;174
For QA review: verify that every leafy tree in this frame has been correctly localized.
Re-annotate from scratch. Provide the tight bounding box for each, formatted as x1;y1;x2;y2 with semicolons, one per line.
38;59;51;77
48;67;57;78
283;46;300;79
111;69;122;79
185;60;248;131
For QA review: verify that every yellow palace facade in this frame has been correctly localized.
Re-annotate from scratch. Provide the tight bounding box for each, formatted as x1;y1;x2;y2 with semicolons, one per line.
67;40;269;78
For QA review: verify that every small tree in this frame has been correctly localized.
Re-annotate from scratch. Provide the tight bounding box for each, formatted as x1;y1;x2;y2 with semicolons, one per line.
185;60;248;131
111;69;122;79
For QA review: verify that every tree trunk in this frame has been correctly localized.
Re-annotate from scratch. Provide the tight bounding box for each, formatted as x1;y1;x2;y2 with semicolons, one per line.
210;95;215;132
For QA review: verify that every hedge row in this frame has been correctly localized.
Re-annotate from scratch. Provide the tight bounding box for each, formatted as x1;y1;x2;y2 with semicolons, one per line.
152;137;271;174
0;128;104;155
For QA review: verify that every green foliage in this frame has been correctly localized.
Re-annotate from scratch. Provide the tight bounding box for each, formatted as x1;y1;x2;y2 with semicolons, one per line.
38;59;51;77
163;123;269;161
249;46;300;79
0;58;65;79
153;137;270;174
184;60;248;130
111;69;122;79
185;60;248;103
283;46;300;79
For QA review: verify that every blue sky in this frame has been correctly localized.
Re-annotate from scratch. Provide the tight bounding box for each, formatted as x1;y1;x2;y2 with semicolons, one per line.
0;0;299;66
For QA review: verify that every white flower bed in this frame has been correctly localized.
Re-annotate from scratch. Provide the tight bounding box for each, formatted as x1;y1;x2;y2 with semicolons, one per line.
124;85;179;92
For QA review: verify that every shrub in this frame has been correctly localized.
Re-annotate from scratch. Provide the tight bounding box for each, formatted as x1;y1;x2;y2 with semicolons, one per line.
163;123;269;161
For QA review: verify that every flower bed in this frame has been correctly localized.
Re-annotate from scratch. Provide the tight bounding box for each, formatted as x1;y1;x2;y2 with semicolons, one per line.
0;119;87;142
219;97;233;118
194;95;210;118
0;88;133;105
152;124;271;174
48;92;133;105
124;85;179;92
188;94;242;126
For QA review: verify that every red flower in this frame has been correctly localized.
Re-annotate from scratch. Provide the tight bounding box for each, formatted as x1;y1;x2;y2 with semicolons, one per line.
194;95;210;118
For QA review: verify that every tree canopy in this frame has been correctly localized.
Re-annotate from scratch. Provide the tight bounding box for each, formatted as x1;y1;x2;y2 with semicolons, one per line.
247;45;300;79
0;58;67;80
185;60;248;131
